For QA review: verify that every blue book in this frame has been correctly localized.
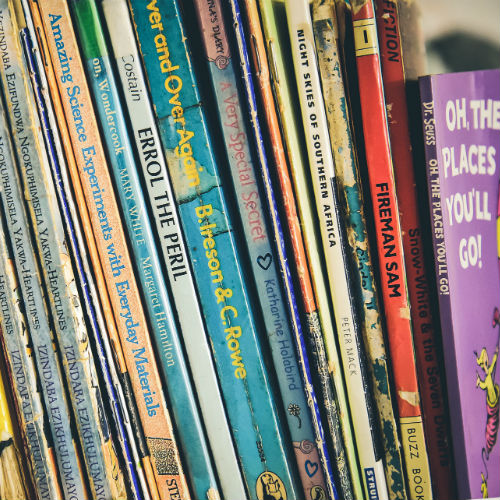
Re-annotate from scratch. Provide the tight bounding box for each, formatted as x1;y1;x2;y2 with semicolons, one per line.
128;0;300;497
188;0;337;498
68;0;220;498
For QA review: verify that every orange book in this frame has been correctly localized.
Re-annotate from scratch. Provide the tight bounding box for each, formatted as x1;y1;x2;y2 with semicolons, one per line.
33;1;190;498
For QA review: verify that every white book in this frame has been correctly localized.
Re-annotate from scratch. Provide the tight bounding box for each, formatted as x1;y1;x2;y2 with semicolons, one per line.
285;1;388;498
101;2;247;499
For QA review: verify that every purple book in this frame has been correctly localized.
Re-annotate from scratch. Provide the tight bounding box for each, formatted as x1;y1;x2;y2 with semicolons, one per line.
420;69;500;500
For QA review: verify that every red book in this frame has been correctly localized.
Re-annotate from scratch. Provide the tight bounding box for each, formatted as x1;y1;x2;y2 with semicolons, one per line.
349;1;433;498
375;1;456;498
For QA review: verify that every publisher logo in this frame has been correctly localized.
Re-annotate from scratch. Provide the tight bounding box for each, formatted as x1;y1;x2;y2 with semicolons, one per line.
364;468;379;500
256;471;287;500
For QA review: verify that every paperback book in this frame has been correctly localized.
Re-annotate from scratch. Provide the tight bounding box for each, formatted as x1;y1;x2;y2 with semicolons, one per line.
420;68;500;500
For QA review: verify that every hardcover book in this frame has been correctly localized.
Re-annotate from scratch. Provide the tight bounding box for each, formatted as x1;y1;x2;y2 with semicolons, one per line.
128;0;300;497
420;68;500;500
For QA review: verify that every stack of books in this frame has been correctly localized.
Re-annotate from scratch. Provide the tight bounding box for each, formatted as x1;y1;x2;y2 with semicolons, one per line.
0;0;497;499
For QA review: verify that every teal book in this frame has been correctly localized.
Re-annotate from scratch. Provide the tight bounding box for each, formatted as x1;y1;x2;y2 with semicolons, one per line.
68;0;219;498
128;0;300;497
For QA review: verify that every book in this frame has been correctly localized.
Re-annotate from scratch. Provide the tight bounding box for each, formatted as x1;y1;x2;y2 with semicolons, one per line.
375;1;456;498
128;0;301;497
69;1;221;498
187;0;334;497
349;1;433;497
312;2;407;498
420;68;500;500
18;2;147;497
286;2;388;499
34;2;188;498
0;97;62;500
0;4;91;498
254;1;364;497
99;1;246;498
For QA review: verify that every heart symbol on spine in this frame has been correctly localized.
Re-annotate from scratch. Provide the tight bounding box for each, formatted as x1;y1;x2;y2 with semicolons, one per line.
305;460;318;478
257;253;272;270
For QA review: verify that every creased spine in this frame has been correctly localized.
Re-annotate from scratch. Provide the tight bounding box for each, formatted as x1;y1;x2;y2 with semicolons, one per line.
35;1;188;498
0;5;88;498
312;2;407;498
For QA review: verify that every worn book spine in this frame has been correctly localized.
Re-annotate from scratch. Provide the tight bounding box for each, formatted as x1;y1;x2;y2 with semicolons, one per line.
0;328;28;500
23;3;152;498
312;2;406;498
128;0;300;497
69;1;218;498
375;2;456;498
100;1;246;498
35;1;188;498
350;1;433;498
0;5;90;499
18;2;145;498
9;4;130;499
286;2;388;499
254;1;363;497
189;0;332;497
0;91;62;500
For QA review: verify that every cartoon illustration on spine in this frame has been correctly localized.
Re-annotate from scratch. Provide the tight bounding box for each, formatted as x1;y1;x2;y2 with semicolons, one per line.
475;307;500;497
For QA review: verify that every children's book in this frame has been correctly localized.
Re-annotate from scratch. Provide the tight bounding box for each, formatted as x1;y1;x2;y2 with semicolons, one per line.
128;0;301;497
312;2;407;498
420;68;500;500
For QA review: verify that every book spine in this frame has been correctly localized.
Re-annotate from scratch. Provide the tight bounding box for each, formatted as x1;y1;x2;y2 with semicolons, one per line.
34;2;187;498
0;329;29;500
225;1;344;498
0;98;62;500
375;2;456;498
286;3;388;499
18;2;145;497
418;76;465;494
0;195;58;499
128;1;300;497
100;1;246;499
254;1;364;497
312;2;407;498
69;1;219;498
190;0;333;498
10;5;131;499
350;1;433;498
8;4;127;498
0;5;89;499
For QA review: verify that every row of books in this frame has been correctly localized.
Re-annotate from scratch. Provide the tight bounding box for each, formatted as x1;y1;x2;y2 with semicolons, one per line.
0;0;497;499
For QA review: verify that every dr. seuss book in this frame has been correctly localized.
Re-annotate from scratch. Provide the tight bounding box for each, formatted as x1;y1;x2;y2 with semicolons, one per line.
420;69;500;500
255;1;363;497
34;1;188;497
349;1;433;497
187;0;333;497
286;2;388;498
100;1;245;498
18;2;145;496
128;0;300;498
69;1;219;498
375;1;456;498
312;2;406;498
